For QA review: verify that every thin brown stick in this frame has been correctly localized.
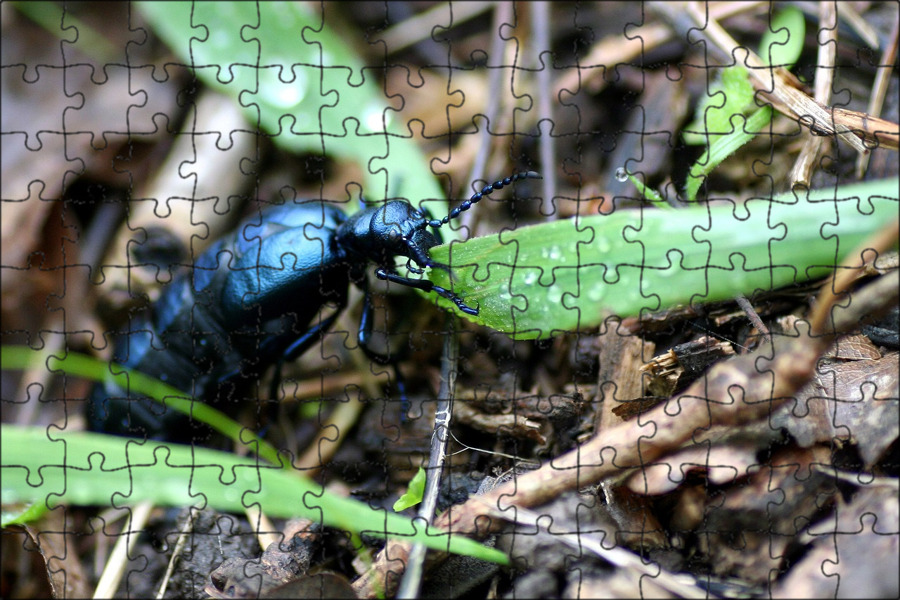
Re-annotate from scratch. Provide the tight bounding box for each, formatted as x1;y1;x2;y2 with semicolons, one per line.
809;219;900;336
790;2;836;186
734;293;771;345
857;8;900;176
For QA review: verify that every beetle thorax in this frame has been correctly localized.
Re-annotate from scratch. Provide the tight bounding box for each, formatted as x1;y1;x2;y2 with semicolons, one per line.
336;201;431;266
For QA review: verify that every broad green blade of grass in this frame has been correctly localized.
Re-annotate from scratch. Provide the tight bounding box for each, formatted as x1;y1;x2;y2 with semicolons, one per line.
1;347;506;561
1;346;282;465
427;178;899;339
137;2;441;206
0;425;508;564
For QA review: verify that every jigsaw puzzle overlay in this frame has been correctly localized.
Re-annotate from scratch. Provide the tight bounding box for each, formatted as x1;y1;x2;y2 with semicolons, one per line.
2;2;898;599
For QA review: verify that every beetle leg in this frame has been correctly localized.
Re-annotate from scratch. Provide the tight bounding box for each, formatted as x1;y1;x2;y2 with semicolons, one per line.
357;279;410;418
269;305;344;401
375;267;479;316
357;286;391;365
405;258;425;275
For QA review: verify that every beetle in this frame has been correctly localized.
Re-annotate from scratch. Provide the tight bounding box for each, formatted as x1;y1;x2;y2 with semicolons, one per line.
88;171;541;441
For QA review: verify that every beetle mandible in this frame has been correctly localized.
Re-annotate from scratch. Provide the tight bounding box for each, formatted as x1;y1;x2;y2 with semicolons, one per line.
89;171;541;441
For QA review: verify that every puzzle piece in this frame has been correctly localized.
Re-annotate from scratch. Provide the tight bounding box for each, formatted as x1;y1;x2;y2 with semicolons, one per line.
2;3;898;599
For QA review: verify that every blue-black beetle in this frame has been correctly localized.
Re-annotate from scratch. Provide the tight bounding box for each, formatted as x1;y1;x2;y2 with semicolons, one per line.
88;171;541;441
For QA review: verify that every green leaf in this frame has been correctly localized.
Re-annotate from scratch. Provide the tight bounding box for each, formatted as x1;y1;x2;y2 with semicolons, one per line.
683;66;758;146
680;7;803;200
760;7;806;68
427;178;899;339
136;1;441;206
684;105;773;201
0;425;508;564
393;467;427;511
2;501;47;527
684;4;804;148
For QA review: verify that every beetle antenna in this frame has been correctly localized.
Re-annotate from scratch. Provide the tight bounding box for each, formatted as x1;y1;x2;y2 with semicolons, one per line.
427;170;541;229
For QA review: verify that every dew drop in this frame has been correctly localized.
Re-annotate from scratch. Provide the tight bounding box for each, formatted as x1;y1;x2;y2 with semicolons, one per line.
271;84;304;108
615;167;628;183
548;285;562;304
